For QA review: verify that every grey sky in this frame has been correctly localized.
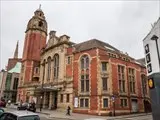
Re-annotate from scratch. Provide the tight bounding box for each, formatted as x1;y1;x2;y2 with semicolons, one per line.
0;1;159;70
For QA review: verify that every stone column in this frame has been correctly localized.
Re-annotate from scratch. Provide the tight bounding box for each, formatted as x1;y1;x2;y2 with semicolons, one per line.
43;92;46;108
49;92;53;109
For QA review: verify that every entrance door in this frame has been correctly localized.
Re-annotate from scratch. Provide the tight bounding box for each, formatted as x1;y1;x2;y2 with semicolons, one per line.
54;92;57;109
46;92;50;108
131;99;138;113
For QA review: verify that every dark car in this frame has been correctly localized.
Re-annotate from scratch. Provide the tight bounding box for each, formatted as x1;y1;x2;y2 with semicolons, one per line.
27;103;36;112
17;103;28;110
0;99;6;108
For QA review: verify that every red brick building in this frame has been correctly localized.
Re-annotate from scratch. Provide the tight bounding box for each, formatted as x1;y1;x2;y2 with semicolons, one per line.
18;7;47;102
66;39;150;115
16;8;150;115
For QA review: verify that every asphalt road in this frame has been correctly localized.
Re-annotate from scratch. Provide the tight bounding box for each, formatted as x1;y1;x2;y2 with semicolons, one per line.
108;114;153;120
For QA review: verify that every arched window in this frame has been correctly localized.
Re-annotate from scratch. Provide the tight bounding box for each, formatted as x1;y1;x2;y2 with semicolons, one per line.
53;54;59;78
80;55;90;92
47;57;51;80
81;55;89;69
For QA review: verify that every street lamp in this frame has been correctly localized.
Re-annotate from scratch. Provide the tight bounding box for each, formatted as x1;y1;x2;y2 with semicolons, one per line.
151;35;160;69
111;95;116;116
40;95;43;112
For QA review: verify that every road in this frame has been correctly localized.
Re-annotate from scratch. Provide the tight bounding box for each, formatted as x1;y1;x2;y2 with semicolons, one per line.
4;105;153;120
108;114;153;120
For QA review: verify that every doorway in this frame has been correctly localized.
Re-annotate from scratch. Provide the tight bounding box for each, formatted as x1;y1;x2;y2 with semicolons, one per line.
53;91;58;109
131;99;138;113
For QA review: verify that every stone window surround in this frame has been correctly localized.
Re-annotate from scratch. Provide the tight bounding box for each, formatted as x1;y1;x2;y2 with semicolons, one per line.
101;96;109;108
79;97;90;108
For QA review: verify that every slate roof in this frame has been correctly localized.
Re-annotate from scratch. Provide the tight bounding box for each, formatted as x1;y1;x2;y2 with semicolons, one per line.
73;39;120;53
136;58;146;67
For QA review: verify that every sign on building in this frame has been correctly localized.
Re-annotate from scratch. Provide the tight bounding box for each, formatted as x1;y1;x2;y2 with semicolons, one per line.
143;19;160;76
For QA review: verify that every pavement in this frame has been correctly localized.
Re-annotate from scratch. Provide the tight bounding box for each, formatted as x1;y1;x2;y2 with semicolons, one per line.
4;104;152;120
36;108;152;120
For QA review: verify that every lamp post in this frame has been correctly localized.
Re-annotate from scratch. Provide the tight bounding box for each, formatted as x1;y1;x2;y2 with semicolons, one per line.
40;95;43;112
112;95;115;116
151;35;160;69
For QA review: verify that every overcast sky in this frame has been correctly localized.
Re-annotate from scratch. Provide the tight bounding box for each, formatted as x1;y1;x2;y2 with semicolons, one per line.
0;1;159;70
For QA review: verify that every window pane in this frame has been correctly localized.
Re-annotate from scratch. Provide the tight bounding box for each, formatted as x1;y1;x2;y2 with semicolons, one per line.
86;57;89;68
120;99;123;107
102;62;107;71
122;81;125;92
102;78;107;90
81;59;84;69
85;99;89;107
124;99;127;106
103;98;108;108
80;99;83;107
86;80;89;92
81;80;84;92
67;94;70;102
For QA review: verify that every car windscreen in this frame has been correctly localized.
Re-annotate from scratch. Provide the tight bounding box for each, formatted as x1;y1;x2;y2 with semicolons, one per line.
18;115;40;120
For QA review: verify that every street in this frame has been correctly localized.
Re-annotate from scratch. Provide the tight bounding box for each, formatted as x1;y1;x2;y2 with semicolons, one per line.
108;114;153;120
4;105;153;120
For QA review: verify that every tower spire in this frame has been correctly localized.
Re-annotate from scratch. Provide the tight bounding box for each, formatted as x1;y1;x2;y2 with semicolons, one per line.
13;41;18;58
39;4;41;10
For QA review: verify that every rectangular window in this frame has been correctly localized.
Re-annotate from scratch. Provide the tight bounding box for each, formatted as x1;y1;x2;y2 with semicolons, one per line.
102;77;108;91
81;75;89;92
35;67;39;74
120;99;127;107
80;98;89;108
103;98;108;108
102;62;107;71
81;75;84;92
85;99;89;107
118;65;125;93
128;68;135;93
66;94;70;102
60;94;63;103
80;99;83;107
67;56;71;64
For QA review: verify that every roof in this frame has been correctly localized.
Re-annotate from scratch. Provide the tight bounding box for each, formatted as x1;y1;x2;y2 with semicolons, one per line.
137;58;146;65
8;62;21;73
73;39;120;52
143;17;160;41
135;58;146;67
4;111;38;117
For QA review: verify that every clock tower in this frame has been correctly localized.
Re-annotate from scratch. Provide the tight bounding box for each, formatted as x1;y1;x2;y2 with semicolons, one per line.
18;6;47;102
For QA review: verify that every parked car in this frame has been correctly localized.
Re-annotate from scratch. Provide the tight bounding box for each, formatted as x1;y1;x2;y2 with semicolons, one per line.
27;103;36;112
17;103;29;110
14;102;20;106
0;99;6;108
0;110;40;120
0;108;4;115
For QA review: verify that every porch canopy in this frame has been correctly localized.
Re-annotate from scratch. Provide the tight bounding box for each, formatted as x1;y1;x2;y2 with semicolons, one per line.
34;86;60;93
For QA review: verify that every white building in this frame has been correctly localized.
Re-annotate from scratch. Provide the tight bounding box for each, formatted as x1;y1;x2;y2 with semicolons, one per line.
143;18;160;76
